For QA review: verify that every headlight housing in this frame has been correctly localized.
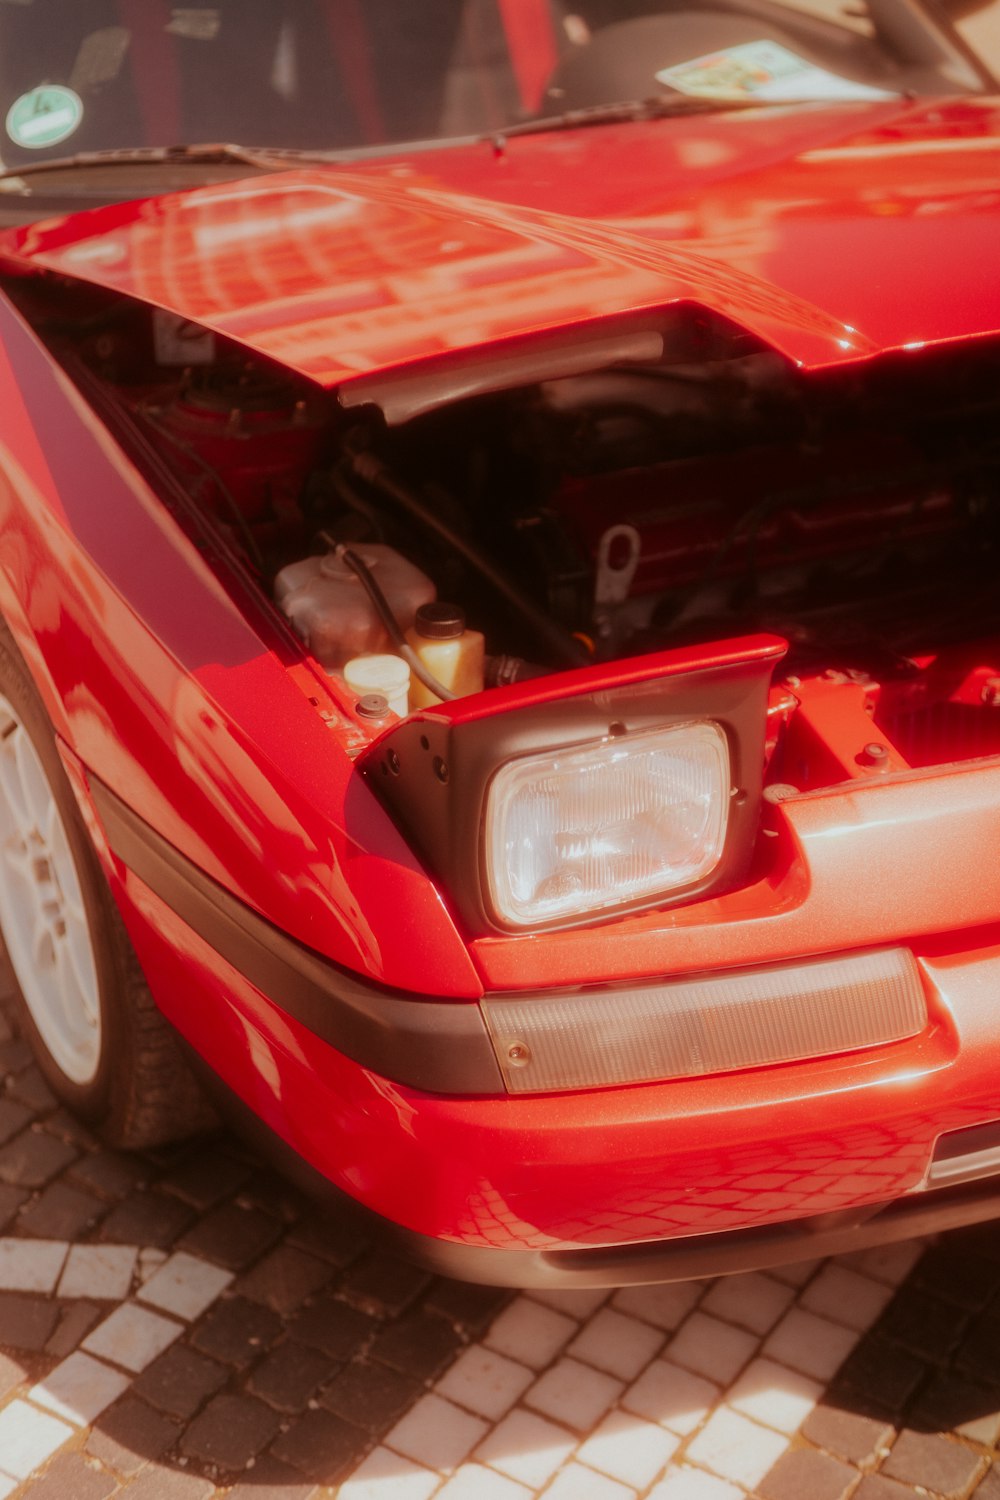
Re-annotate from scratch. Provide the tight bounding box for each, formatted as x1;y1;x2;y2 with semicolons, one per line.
484;721;730;927
364;634;785;935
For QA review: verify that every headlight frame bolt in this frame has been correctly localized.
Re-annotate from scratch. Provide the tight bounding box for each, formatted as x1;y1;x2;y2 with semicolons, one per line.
858;741;889;768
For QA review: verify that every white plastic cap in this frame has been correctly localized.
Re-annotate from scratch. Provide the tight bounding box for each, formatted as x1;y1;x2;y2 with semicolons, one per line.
344;655;410;717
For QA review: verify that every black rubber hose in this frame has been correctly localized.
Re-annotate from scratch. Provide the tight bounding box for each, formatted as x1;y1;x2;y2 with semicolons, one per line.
329;541;457;703
345;452;589;670
485;654;551;687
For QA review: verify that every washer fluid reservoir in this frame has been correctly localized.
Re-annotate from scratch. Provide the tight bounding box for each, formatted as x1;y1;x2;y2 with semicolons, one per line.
275;544;435;670
406;603;485;708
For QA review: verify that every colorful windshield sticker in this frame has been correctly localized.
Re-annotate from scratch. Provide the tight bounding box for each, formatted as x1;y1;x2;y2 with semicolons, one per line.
6;85;83;150
656;40;898;104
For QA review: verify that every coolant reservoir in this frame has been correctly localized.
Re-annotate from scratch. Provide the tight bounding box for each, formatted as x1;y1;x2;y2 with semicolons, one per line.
406;602;485;708
275;544;435;669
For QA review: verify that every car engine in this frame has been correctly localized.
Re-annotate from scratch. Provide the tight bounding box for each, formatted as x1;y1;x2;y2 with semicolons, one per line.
8;273;1000;779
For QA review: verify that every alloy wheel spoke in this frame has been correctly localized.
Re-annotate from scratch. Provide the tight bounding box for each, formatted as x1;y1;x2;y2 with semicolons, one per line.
54;926;98;1035
31;910;56;973
0;692;101;1085
14;727;51;832
49;813;86;925
0;829;32;884
0;730;31;834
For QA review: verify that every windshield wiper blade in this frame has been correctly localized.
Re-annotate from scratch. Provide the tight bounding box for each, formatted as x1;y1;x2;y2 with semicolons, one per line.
0;141;308;187
492;93;767;142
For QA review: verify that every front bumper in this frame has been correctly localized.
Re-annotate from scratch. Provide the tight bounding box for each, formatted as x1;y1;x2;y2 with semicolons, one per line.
362;1173;1000;1288
194;1051;1000;1286
85;775;1000;1283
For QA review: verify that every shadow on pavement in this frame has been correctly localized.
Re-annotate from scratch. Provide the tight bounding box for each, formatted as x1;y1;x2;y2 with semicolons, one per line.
3;980;1000;1496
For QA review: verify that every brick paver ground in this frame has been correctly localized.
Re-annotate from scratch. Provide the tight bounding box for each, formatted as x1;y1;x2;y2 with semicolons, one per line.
2;994;1000;1499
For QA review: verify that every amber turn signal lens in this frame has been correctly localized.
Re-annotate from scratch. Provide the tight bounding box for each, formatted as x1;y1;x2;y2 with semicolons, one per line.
482;947;928;1094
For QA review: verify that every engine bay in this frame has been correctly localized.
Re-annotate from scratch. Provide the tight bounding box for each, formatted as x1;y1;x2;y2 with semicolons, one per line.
9;270;1000;791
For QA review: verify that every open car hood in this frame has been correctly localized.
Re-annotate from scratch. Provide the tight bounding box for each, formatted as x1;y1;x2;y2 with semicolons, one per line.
3;95;1000;389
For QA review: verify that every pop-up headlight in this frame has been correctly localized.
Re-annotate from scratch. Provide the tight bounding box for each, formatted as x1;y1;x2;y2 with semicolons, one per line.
485;722;730;927
363;634;786;935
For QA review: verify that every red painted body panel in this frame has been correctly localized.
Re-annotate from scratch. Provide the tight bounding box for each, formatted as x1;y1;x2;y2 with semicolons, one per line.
471;756;1000;990
3;82;1000;1276
94;824;1000;1253
0;292;480;997
5;99;1000;382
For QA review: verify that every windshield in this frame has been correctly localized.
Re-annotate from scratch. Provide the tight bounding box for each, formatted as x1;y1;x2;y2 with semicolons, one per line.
0;0;987;166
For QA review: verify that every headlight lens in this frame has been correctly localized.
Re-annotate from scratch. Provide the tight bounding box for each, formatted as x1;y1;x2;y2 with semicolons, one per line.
484;720;730;927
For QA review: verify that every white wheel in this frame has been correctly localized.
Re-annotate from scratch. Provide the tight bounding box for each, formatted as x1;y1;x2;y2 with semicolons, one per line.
0;692;101;1084
0;622;212;1146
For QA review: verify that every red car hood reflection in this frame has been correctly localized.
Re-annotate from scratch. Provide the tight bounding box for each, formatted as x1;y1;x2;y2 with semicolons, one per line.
4;95;1000;385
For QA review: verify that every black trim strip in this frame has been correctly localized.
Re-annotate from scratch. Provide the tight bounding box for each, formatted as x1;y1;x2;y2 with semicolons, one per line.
88;777;504;1096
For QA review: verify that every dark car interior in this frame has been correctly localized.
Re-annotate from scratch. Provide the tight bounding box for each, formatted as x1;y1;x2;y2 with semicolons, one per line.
0;0;987;169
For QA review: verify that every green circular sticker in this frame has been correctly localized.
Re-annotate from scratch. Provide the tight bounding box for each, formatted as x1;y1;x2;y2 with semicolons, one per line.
6;86;83;150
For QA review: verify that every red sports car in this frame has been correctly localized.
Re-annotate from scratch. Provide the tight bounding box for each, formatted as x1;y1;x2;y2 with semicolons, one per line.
0;0;999;1285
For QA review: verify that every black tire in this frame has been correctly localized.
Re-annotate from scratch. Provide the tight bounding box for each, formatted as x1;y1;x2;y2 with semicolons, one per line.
0;622;212;1148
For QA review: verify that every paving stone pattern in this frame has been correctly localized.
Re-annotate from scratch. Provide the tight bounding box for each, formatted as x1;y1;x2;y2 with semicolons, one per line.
2;997;1000;1497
